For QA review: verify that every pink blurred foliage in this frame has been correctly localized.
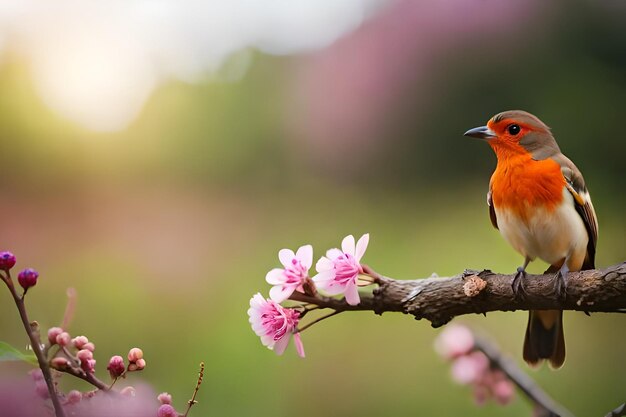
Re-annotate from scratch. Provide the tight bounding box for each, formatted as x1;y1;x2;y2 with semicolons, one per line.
288;0;540;173
0;376;157;417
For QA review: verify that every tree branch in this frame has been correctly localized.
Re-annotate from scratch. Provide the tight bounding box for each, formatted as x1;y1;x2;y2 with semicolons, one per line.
290;262;626;327
474;336;573;417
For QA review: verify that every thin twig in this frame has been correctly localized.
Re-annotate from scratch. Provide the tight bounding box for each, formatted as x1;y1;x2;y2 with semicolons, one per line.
183;362;205;417
297;311;341;333
474;336;574;417
1;271;67;417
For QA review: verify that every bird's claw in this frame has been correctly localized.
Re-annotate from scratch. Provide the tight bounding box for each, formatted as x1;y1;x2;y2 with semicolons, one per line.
512;267;528;301
554;270;568;301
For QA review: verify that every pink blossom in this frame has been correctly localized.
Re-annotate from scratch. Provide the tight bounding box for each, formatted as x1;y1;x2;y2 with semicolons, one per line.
157;404;178;417
157;392;172;405
434;324;475;359
56;332;71;347
72;336;89;349
450;351;489;385
66;390;82;405
47;327;63;345
266;245;313;303
128;348;143;362
107;355;125;378
312;234;369;305
491;372;515;405
247;293;305;357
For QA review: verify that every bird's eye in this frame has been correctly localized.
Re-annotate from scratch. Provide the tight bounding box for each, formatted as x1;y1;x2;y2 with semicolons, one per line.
507;124;521;135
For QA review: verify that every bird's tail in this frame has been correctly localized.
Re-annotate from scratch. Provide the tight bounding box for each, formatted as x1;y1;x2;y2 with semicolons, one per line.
523;309;565;368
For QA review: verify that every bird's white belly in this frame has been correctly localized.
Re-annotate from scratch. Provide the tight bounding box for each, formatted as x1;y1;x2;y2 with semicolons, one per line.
495;189;588;268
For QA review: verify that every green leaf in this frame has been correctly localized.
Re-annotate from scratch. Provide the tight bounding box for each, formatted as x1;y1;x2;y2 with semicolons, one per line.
0;341;38;365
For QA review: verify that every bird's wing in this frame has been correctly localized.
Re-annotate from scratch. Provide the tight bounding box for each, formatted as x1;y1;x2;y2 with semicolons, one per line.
552;154;598;269
487;181;498;230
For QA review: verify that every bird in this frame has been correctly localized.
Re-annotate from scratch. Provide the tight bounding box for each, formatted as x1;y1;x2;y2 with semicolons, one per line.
464;110;598;368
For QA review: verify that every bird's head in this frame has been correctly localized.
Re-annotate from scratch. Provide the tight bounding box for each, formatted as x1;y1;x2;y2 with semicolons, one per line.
464;110;560;160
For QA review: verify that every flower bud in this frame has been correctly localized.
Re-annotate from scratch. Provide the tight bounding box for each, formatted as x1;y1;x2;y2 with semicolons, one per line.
71;336;89;349
0;251;16;271
82;342;96;352
50;357;70;370
127;347;143;362
77;349;93;362
157;404;178;417
56;332;71;347
47;327;64;345
81;359;96;374
128;358;146;372
17;268;39;290
157;392;172;405
66;390;82;405
107;355;125;379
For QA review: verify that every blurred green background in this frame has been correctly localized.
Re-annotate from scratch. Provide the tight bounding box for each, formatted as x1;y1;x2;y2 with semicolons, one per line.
0;1;624;416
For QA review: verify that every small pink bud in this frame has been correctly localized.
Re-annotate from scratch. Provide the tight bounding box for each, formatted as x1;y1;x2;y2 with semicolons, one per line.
17;268;39;290
66;390;82;405
82;342;96;352
81;359;96;374
450;351;489;385
158;392;172;405
492;378;515;405
71;336;89;349
0;251;16;271
128;358;146;372
107;355;125;379
51;357;70;370
56;332;71;347
47;327;64;345
77;349;93;362
120;386;136;397
157;404;178;417
135;358;146;370
127;347;143;362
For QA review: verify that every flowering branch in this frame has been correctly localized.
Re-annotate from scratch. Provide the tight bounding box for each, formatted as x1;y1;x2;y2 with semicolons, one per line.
0;267;67;417
1;250;205;417
473;336;574;417
291;261;626;328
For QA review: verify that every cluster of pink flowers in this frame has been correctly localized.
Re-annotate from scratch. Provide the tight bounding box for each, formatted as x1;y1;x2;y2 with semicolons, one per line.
248;234;370;357
434;324;515;406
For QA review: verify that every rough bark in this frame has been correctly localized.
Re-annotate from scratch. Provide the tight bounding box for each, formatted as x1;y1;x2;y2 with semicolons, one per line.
291;262;626;328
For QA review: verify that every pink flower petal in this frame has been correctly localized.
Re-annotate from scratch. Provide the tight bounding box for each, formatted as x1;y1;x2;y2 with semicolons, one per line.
341;235;356;256
343;283;360;305
273;335;290;356
315;257;334;273
278;249;296;268
355;233;369;262
326;248;343;260
265;268;286;285
296;245;313;269
434;324;475;359
269;285;293;303
293;333;305;358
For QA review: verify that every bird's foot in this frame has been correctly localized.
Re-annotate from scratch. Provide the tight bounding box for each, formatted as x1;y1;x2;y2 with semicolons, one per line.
512;266;528;301
554;266;569;301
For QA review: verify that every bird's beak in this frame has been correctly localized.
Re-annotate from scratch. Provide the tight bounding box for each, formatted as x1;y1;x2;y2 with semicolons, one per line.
464;125;496;140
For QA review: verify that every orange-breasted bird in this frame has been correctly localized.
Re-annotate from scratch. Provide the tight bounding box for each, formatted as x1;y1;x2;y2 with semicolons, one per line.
465;110;598;368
